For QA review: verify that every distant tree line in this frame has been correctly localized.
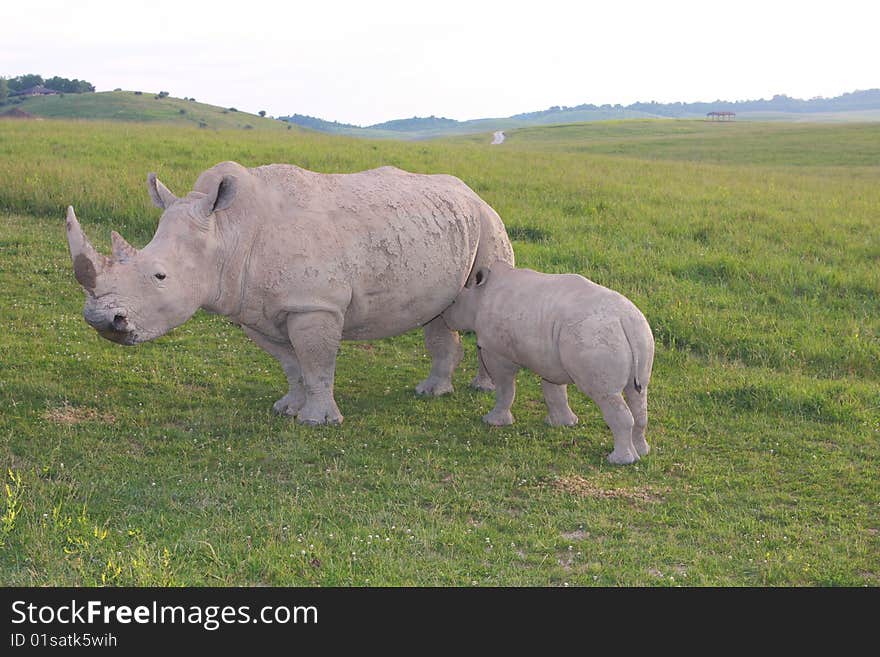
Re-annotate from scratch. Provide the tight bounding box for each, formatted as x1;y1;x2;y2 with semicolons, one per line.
278;113;363;132
369;115;459;131
3;73;95;94
279;113;463;132
514;89;880;119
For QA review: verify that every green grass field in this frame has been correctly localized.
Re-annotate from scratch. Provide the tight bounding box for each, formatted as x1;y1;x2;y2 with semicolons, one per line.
0;118;877;585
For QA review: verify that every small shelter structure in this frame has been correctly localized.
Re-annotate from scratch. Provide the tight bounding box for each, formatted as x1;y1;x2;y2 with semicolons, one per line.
11;85;60;97
706;111;736;121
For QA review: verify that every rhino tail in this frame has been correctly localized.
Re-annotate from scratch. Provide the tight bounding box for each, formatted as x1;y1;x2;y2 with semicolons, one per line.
467;205;515;287
619;315;648;393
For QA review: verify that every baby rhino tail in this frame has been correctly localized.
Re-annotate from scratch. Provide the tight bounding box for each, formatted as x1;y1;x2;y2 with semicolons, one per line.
619;311;654;393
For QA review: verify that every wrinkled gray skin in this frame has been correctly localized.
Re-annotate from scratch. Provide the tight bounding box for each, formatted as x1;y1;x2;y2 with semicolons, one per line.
66;161;514;424
442;261;654;465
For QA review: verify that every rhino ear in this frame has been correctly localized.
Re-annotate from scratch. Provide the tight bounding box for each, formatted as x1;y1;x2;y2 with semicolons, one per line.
147;173;178;209
199;174;238;217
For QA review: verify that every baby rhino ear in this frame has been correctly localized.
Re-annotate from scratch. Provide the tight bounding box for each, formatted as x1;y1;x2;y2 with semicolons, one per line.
465;266;490;289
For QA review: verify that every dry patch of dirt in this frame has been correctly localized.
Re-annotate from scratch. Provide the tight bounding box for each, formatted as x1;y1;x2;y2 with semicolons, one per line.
560;529;588;541
43;401;116;425
549;474;665;502
557;553;576;570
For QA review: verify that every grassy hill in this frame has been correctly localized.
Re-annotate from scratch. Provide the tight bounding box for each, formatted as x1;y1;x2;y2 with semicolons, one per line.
0;118;877;585
281;107;666;140
281;104;880;140
281;88;880;139
5;90;292;132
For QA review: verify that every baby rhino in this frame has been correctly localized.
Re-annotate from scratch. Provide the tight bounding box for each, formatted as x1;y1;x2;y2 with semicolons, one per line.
442;261;654;465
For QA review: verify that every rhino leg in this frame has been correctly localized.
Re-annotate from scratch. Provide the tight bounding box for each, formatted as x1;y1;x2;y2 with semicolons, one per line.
479;348;519;426
286;312;344;425
624;384;650;457
560;324;638;464
242;327;305;416
569;365;638;463
541;380;579;426
415;316;462;396
469;357;495;392
593;394;638;465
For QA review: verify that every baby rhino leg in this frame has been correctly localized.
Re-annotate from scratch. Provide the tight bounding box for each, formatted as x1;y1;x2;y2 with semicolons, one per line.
541;381;578;426
625;385;650;457
479;348;519;426
594;395;638;464
571;372;638;464
562;324;639;465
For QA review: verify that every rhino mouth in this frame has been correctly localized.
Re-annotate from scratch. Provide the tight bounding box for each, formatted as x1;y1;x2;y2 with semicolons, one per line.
97;327;140;346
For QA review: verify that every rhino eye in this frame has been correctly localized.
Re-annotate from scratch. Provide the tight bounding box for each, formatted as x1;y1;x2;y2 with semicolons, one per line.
154;272;166;281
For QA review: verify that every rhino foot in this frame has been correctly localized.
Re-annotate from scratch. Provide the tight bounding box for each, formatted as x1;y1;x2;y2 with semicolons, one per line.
296;399;344;426
633;438;650;457
545;411;579;427
482;409;514;426
415;377;454;397
469;374;495;392
272;392;305;417
607;447;640;465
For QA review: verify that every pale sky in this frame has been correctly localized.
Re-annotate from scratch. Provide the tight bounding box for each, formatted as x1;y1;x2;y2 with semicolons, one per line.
2;0;877;126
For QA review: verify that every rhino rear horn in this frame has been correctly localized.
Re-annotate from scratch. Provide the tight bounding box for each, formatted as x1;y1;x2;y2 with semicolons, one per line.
147;173;178;209
111;230;138;261
65;206;108;292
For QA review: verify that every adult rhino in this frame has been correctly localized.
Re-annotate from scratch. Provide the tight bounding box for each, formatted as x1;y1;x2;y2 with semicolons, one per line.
66;160;514;424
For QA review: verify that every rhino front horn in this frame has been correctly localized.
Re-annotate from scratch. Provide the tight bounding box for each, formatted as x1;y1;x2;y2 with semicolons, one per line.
65;206;108;291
